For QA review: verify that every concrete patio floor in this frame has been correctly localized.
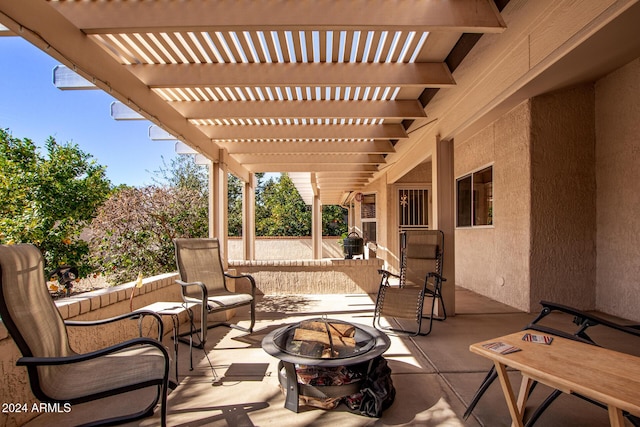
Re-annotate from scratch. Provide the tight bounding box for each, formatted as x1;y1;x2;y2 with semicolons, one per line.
26;288;639;426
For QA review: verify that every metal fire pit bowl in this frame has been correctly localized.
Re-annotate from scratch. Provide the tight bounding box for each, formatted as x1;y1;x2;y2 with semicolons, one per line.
261;319;390;412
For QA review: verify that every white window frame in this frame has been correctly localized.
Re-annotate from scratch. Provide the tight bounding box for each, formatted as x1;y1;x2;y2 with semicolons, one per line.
360;192;377;243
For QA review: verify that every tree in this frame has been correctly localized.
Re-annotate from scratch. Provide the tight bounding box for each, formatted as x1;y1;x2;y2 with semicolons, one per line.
228;174;243;236
89;186;207;284
0;129;111;277
153;154;208;196
256;174;311;236
322;205;348;236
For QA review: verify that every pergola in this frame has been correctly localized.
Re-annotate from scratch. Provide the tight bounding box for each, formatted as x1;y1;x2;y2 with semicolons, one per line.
3;1;639;284
0;1;505;209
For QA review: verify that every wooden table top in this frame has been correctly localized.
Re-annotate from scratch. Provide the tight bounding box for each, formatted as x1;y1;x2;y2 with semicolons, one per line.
470;329;640;417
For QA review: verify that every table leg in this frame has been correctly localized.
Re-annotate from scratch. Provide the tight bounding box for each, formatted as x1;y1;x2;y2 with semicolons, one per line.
607;405;625;427
171;314;180;384
493;361;524;427
516;374;533;419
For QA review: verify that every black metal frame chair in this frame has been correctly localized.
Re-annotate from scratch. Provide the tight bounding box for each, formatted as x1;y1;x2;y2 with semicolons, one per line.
373;230;446;336
0;244;170;426
174;238;256;349
464;300;640;426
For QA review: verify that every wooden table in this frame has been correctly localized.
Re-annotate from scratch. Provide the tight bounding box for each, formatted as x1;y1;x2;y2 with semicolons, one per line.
469;329;640;427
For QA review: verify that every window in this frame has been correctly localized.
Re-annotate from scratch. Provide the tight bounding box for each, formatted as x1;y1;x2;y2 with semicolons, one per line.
456;166;493;227
360;193;377;242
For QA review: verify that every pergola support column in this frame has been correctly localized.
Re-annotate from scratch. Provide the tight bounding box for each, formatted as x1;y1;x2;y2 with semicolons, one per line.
242;173;256;261
432;137;455;316
210;149;229;263
312;194;322;259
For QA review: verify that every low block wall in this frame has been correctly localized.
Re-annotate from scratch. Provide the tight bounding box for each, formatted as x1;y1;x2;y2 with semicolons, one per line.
231;258;384;295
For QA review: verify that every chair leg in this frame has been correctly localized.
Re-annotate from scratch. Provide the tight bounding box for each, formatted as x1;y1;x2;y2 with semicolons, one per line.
464;367;498;419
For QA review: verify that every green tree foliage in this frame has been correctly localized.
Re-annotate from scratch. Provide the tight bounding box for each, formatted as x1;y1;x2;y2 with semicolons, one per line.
0;129;111;276
153;154;208;197
89;186;207;284
228;174;243;236
256;174;312;236
322;204;348;236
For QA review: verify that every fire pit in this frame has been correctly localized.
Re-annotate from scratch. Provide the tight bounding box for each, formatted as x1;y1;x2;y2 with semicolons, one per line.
261;318;390;412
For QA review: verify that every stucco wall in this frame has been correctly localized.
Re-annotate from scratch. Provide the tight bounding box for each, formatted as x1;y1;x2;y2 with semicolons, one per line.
595;57;640;321
228;237;344;260
231;258;384;295
454;102;532;311
530;85;597;310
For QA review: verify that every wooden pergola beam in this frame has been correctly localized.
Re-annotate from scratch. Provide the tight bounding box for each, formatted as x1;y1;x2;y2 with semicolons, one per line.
51;0;506;33
247;163;378;173
128;63;455;88
220;140;395;155
201;124;407;141
173;100;426;120
234;153;385;165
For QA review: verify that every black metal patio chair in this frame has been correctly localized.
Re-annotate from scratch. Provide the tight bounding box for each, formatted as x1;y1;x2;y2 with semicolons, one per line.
174;238;256;349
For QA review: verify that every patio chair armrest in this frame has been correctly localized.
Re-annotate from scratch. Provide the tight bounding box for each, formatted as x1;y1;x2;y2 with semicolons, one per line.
65;310;164;340
378;269;399;279
224;272;256;297
377;269;400;288
176;279;208;298
65;310;163;327
17;337;170;367
427;272;446;282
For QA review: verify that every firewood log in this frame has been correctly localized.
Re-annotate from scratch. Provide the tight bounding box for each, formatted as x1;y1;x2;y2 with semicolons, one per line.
293;328;356;348
299;320;356;338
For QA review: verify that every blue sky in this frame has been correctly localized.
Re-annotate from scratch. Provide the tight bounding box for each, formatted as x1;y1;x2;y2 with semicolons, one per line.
0;36;179;187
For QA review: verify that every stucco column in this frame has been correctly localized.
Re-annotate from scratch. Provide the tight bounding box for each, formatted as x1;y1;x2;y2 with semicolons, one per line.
312;194;322;259
242;173;256;260
432;137;455;316
210;149;229;263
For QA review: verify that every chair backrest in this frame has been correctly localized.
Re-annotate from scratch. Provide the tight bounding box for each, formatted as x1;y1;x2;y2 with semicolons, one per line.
0;244;73;359
401;230;444;287
174;238;227;299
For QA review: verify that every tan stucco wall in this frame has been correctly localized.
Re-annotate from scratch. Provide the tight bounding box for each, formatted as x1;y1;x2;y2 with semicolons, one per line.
454;59;640;321
595;57;640;322
227;237;344;260
530;86;597;310
231;258;384;295
454;102;532;311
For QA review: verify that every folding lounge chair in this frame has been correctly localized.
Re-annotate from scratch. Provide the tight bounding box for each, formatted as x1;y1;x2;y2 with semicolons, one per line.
373;230;446;336
174;238;256;348
0;244;170;426
464;300;640;427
